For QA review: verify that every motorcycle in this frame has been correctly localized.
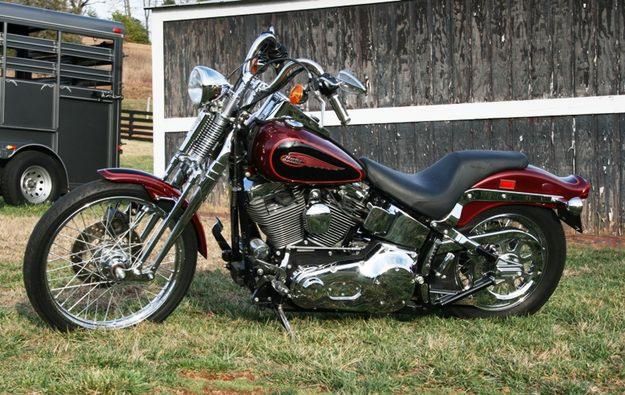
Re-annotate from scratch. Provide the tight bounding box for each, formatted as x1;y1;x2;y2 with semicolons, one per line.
23;30;590;332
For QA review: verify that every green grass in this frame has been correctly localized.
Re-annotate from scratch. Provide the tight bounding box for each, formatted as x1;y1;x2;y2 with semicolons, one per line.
120;139;153;174
122;98;149;112
119;151;153;173
0;197;50;217
0;247;624;393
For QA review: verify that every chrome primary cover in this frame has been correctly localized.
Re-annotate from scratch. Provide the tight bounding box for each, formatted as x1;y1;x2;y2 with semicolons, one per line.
289;244;417;313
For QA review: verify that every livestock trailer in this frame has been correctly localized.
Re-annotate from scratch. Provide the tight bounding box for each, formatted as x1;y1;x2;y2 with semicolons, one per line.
0;3;124;204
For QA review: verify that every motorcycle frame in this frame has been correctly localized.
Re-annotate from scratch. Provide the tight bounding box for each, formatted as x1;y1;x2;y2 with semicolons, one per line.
98;30;590;304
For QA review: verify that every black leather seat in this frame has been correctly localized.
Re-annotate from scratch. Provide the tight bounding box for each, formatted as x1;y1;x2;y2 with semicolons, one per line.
360;151;529;220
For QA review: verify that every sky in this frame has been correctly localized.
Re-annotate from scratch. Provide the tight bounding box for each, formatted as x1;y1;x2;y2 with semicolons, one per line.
90;0;147;23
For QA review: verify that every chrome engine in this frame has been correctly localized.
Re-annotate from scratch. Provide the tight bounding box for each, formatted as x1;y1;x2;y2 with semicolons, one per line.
246;181;424;313
290;244;417;312
246;181;368;249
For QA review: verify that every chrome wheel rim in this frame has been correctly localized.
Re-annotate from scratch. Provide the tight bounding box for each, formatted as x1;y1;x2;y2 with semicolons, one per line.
20;165;52;204
458;213;548;311
44;196;183;329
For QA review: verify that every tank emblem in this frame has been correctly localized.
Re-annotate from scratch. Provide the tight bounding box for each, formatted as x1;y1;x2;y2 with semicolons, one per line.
280;152;344;171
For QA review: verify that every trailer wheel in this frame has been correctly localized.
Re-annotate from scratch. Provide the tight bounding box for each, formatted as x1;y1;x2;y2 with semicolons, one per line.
1;151;63;205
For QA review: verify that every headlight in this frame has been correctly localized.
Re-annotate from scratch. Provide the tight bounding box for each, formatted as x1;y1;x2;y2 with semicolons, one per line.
187;66;230;106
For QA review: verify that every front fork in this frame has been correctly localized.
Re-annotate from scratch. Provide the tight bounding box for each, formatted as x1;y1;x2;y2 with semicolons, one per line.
132;131;234;274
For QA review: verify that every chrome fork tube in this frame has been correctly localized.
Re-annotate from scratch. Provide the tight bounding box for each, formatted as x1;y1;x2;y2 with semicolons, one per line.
134;132;233;273
135;76;251;273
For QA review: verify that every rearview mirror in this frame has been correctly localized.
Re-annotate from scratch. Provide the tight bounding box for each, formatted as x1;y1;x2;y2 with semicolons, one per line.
337;70;367;95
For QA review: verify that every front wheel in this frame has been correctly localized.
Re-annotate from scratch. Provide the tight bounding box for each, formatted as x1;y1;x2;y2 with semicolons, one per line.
23;180;198;330
443;205;566;318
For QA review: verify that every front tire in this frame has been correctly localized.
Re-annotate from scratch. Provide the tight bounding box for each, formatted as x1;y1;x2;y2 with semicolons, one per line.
23;180;198;330
445;205;566;318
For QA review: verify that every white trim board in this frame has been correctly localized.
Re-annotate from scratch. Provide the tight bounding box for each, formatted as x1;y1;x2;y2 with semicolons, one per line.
159;95;625;133
151;0;401;22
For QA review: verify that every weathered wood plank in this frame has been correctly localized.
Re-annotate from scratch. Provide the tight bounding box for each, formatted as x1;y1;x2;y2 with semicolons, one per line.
394;1;413;106
619;114;625;235
509;0;530;99
551;0;574;97
595;114;619;234
574;115;597;233
452;0;472;103
430;0;453;104
490;0;511;100
414;122;433;172
595;0;620;96
490;118;512;150
374;4;395;108
529;0;553;98
470;0;492;101
551;116;575;176
573;1;597;96
411;0;432;104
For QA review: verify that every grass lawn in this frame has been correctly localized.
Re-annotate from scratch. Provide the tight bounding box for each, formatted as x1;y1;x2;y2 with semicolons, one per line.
0;142;623;392
120;139;153;174
0;204;623;393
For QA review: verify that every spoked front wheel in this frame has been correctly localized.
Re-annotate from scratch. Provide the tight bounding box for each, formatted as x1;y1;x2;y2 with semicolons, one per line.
23;180;197;330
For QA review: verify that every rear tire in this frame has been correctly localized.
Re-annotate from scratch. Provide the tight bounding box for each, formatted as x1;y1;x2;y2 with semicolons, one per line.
1;151;64;205
24;180;198;330
446;205;566;318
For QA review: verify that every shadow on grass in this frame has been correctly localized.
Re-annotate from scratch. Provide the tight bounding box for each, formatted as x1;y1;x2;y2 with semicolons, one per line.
15;301;51;329
15;268;435;331
187;269;434;326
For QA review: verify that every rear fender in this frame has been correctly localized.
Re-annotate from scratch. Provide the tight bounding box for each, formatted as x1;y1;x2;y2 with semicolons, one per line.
97;168;208;258
457;165;591;232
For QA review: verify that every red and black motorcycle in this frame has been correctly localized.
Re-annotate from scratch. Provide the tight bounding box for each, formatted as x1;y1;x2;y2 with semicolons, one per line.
24;30;590;332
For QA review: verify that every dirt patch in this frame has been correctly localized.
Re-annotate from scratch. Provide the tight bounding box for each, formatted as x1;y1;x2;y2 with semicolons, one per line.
181;370;256;382
0;215;39;263
567;233;625;250
180;370;264;395
563;265;592;278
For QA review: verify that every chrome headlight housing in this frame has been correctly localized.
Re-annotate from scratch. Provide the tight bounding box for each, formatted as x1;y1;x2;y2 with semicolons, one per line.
187;66;230;106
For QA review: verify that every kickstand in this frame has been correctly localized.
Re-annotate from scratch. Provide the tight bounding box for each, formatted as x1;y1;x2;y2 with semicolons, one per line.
275;304;294;338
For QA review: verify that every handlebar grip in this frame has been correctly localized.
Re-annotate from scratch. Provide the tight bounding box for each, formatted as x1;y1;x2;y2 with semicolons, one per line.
328;94;351;126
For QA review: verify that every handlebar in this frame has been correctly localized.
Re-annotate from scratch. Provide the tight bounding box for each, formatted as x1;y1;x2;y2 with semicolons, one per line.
328;93;351;126
239;32;352;126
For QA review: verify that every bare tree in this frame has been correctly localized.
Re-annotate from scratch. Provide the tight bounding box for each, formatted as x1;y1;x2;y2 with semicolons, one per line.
4;0;67;11
67;0;91;14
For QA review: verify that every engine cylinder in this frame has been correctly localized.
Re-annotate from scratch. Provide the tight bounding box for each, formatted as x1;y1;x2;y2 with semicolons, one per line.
246;183;306;249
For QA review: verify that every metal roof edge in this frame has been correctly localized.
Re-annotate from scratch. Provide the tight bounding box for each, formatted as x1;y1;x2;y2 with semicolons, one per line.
0;2;124;37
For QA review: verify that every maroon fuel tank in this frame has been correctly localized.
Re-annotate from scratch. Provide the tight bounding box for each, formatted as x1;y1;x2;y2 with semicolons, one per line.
251;120;365;185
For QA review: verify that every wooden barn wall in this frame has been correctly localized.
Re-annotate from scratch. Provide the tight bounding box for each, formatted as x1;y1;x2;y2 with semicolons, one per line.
162;0;625;235
165;112;624;235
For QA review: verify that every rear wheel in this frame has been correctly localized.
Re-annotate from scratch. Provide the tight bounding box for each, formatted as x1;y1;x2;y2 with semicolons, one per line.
1;151;64;205
443;205;566;318
23;180;197;330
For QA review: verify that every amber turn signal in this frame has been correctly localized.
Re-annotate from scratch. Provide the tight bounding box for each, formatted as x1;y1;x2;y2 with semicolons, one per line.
250;58;260;75
289;84;306;105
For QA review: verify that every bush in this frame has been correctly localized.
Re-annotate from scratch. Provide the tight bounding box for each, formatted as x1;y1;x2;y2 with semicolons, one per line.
111;11;150;44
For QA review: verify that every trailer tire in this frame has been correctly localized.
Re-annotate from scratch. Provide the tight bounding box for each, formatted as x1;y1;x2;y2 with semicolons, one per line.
1;151;63;205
